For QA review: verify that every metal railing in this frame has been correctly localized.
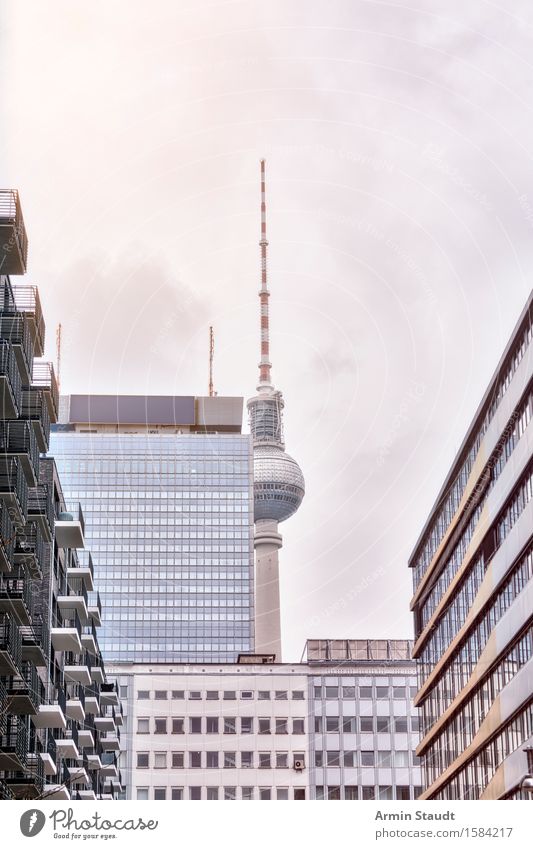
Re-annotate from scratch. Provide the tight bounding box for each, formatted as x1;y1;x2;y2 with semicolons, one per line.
0;456;29;521
88;590;101;618
0;714;28;766
0;570;33;619
0;610;22;672
12;285;45;355
0;315;34;382
0;419;40;482
14;520;46;577
0;340;22;417
20;388;51;452
64;649;92;677
20;612;50;666
0;190;28;274
31;361;59;422
0;498;15;568
7;661;44;712
81;619;98;655
27;481;54;538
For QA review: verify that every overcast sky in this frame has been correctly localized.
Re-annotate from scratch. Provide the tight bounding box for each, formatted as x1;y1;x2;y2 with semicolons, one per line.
1;0;532;660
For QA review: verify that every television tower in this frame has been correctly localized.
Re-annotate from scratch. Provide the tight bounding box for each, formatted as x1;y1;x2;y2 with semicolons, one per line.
247;159;305;659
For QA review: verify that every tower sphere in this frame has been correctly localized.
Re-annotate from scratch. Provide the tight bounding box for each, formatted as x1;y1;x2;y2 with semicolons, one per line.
253;444;305;522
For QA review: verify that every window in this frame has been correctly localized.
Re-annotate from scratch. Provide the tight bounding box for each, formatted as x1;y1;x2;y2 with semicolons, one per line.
294;789;306;800
376;686;389;700
325;686;339;699
154;788;166;800
206;691;219;700
361;718;374;733
119;685;128;699
259;752;271;768
136;753;149;768
293;718;305;734
361;752;375;766
377;718;390;733
241;690;253;700
154;690;167;700
342;686;356;699
325;717;339;732
259;788;271;800
362;787;375;800
189;787;201;800
154;718;167;734
314;686;322;698
315;786;325;800
314;716;322;732
171;690;184;699
396;786;411;800
315;751;323;767
410;686;418;699
275;690;287;700
154;752;167;769
136;788;148;800
379;786;393;800
327;751;340;767
241;717;253;734
224;751;236;768
223;691;236;700
206;751;219;768
276;788;289;800
137;690;150;700
172;718;184;734
190;717;202;733
276;752;288;768
206;788;218;800
344;751;356;767
224;717;236;734
172;752;184;769
377;751;392;767
259;718;271;734
190;751;202;768
171;788;183;800
258;690;270;700
242;787;254;800
411;716;420;732
393;686;405;698
327;786;341;799
275;718;288;735
395;751;410;768
189;691;202;700
241;751;253;768
360;686;372;699
343;716;356;733
395;718;408;733
345;786;358;800
224;787;236;800
206;717;219;734
292;690;305;700
137;718;149;734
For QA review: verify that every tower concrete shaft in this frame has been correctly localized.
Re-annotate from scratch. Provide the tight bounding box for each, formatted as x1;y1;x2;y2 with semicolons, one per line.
254;519;283;658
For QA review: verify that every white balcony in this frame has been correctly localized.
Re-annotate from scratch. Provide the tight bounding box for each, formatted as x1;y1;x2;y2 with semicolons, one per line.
40;752;57;776
55;737;79;760
100;734;120;752
94;715;115;732
86;753;102;771
51;626;82;653
77;729;94;749
77;790;96;800
32;704;66;730
84;694;100;714
67;565;93;591
42;784;70;801
57;595;89;624
100;763;118;778
55;517;84;549
90;666;104;685
65;698;85;722
68;766;89;785
81;632;97;654
64;663;91;686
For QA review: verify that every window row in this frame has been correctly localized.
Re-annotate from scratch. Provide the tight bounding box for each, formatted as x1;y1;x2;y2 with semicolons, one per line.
138;689;305;701
136;751;305;769
314;716;419;733
138;717;306;735
314;685;417;700
137;786;306;800
316;785;422;800
315;749;419;767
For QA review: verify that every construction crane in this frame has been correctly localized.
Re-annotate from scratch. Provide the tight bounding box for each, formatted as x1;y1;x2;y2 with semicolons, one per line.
208;326;216;397
56;323;62;391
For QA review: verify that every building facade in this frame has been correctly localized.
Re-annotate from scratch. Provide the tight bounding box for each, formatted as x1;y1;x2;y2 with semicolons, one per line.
50;397;255;664
409;291;533;800
109;639;422;801
1;191;121;801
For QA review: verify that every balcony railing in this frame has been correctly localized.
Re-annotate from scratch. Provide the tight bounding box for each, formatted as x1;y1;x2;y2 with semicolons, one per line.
87;590;102;625
20;613;50;666
0;315;34;385
27;481;54;541
21;388;51;452
0;715;28;771
31;361;59;423
0;570;33;624
0;456;29;524
0;498;15;573
5;752;45;799
0;190;28;275
0;610;22;674
14;519;47;578
0;339;22;419
6;660;44;715
12;285;45;357
0;419;40;485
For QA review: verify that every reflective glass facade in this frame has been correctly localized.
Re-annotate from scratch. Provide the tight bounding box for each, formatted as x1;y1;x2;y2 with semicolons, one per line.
49;432;255;663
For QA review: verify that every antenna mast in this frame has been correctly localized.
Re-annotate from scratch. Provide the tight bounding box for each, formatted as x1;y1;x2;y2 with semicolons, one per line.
258;159;272;390
208;325;215;397
56;323;62;392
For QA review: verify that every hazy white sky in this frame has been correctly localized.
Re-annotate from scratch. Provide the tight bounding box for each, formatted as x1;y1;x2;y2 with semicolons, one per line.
1;0;532;659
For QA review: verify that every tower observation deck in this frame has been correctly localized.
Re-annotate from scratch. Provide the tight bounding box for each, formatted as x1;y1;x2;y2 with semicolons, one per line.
247;160;305;659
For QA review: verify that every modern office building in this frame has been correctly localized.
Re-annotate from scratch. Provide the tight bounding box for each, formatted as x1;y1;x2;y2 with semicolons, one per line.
0;191;121;801
109;638;421;801
246;160;305;658
409;290;533;800
50;396;255;663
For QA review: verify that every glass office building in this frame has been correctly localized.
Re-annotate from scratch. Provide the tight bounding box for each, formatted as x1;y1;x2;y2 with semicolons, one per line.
409;292;533;800
49;395;255;664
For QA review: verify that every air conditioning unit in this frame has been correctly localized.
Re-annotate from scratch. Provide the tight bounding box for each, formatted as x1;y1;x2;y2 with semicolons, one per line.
293;757;305;771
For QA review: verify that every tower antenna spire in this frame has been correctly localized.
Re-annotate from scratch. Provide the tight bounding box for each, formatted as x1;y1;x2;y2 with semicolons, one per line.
208;325;216;397
258;158;272;389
